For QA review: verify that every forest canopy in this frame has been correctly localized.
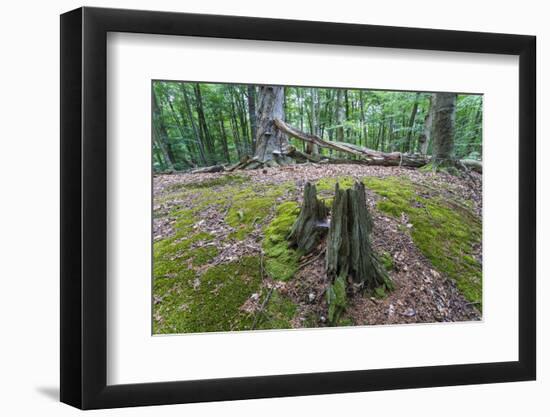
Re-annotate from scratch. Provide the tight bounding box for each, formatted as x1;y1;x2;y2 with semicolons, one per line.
152;82;482;172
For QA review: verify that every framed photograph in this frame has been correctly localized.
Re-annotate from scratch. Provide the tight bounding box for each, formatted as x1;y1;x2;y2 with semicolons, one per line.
60;6;536;409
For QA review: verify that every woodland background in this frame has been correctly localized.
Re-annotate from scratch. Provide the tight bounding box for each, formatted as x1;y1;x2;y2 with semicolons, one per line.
152;82;482;172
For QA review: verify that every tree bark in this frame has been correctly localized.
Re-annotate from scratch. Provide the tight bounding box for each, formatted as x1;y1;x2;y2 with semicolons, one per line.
326;182;392;291
253;86;292;165
404;92;420;153
335;89;345;143
180;85;207;165
307;88;320;156
247;85;257;152
288;183;329;254
193;84;216;163
152;91;176;170
431;92;457;168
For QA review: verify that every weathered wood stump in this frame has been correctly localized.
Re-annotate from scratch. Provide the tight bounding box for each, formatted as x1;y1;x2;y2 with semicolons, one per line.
326;181;392;291
288;182;329;254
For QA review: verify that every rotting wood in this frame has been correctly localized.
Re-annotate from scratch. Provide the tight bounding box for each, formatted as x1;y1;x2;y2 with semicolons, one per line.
326;181;393;291
288;182;329;255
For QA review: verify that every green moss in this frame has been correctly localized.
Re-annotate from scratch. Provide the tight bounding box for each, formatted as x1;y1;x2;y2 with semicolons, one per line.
380;251;395;271
374;286;387;299
167;174;247;192
327;275;347;324
338;317;355;327
262;202;301;281
225;183;293;241
316;176;354;192
363;176;482;309
255;290;297;330
153;257;262;334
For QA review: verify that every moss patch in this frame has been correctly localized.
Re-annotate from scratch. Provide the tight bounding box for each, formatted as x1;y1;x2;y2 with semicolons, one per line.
254;290;297;330
262;201;301;281
225;183;293;241
380;251;395;271
184;174;248;189
153;257;262;334
316;176;354;192
363;176;482;308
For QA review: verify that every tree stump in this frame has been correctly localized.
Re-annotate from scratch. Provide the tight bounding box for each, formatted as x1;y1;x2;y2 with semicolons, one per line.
326;181;392;291
288;182;329;254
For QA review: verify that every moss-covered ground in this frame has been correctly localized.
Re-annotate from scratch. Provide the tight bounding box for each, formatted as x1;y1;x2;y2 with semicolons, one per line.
153;170;482;334
153;174;298;334
363;176;482;307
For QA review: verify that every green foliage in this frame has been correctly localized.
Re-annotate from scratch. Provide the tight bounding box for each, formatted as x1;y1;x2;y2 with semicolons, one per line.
327;275;347;324
262;202;301;281
363;176;482;308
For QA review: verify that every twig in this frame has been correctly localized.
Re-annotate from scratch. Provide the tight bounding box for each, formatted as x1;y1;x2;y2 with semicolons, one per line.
251;287;274;330
260;251;264;280
298;248;325;270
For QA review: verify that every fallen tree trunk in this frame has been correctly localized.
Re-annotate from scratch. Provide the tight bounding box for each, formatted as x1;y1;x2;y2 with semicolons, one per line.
274;119;429;168
190;164;225;174
460;159;482;174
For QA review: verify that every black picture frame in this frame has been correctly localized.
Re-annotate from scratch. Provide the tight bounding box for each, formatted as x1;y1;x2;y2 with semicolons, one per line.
60;6;536;410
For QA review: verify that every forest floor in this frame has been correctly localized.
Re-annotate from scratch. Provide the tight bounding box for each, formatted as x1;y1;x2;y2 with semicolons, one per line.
153;164;482;334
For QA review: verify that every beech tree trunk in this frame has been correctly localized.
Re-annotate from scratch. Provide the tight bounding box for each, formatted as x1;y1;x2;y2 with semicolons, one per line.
431;92;457;168
404;92;420;153
247;85;257;152
326;182;392;291
253;86;292;165
288;183;329;254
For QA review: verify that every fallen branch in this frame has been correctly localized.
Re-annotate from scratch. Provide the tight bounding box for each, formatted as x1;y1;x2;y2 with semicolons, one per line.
298;248;326;270
274;119;483;172
251;287;274;330
274;119;429;168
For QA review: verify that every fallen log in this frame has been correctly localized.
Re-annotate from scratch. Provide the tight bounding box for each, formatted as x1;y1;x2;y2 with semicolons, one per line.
274;119;429;168
190;164;225;174
460;159;483;174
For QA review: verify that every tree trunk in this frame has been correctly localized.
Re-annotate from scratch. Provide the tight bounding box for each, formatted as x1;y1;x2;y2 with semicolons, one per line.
404;92;420;153
253;86;292;165
193;84;216;163
180;85;207;165
307;88;320;156
431;92;457;168
326;182;392;291
418;95;433;155
247;85;257;152
152;92;175;170
288;183;329;254
335;89;345;143
218;110;231;164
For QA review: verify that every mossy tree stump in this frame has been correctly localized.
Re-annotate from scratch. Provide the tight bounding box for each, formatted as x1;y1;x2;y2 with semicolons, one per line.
288;182;329;254
326;181;392;292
